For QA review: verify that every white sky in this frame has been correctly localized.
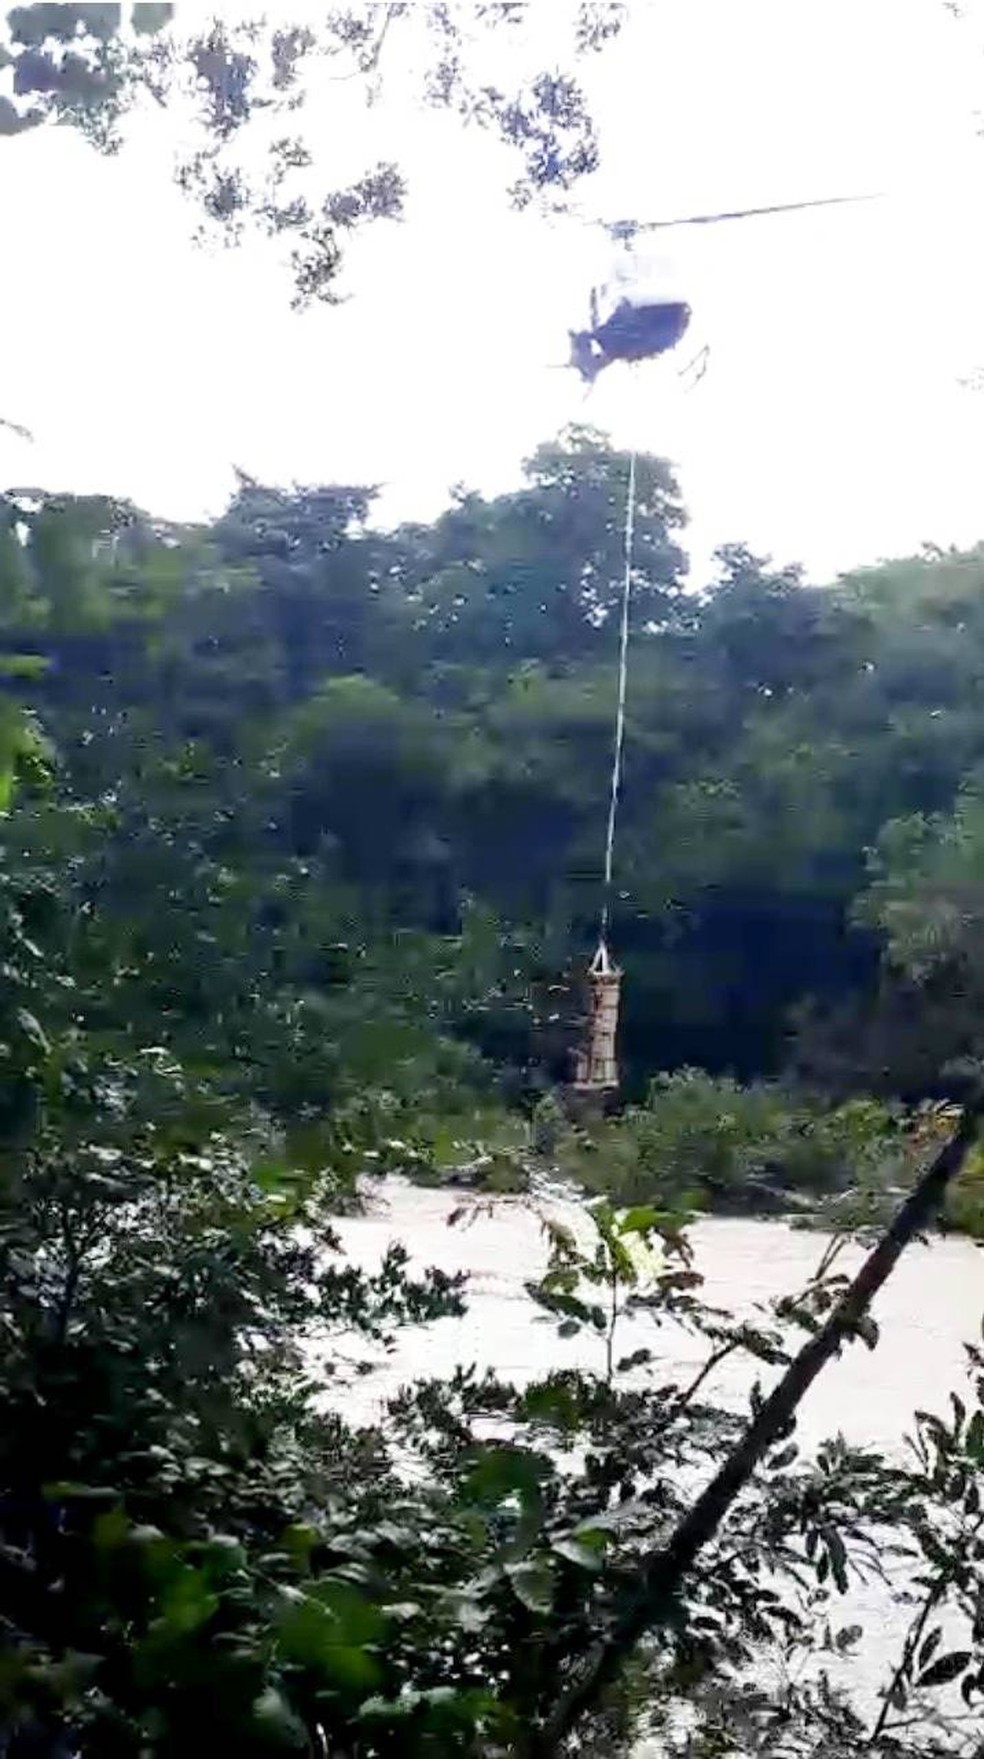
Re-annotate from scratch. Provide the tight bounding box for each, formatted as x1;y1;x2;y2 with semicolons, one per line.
3;0;984;582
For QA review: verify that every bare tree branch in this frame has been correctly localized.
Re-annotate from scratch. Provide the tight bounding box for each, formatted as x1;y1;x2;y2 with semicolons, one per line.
533;1100;983;1756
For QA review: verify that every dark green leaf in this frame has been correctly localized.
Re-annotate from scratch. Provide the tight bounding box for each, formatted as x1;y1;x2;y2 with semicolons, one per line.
825;1528;849;1594
552;1536;602;1572
618;1205;665;1235
918;1626;943;1670
155;1568;219;1637
918;1650;972;1688
505;1557;554;1613
461;1446;546;1516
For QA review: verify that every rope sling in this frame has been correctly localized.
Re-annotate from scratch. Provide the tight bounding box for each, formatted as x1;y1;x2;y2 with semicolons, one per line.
572;449;636;1094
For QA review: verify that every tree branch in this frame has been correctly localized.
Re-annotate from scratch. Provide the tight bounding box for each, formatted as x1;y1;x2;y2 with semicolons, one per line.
868;1506;984;1745
869;1572;946;1746
532;1101;982;1756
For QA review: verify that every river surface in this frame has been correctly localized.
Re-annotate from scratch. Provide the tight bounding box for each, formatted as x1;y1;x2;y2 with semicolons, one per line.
325;1179;984;1740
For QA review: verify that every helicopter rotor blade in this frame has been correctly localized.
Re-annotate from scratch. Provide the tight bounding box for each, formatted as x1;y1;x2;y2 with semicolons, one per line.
604;192;882;239
0;416;33;442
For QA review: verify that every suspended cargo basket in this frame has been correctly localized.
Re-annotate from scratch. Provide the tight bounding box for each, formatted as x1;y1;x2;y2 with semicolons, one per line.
571;941;622;1093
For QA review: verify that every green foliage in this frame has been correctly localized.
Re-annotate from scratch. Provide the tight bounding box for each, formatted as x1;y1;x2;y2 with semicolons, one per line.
943;1137;984;1235
859;782;984;984
564;1069;903;1219
5;449;984;1216
0;1032;472;1754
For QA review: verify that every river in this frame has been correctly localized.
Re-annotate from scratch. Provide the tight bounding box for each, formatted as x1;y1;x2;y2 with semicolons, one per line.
326;1179;984;1742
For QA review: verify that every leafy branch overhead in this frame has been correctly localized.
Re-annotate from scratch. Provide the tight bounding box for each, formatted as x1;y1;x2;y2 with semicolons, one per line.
0;2;625;304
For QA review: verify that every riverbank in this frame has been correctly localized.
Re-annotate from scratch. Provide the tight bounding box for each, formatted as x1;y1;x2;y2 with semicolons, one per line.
409;1074;984;1240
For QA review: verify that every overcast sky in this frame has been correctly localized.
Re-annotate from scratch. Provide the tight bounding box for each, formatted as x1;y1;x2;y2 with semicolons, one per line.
3;0;984;583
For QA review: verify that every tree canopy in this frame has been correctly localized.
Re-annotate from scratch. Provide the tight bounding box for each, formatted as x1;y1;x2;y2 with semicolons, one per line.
7;427;984;1121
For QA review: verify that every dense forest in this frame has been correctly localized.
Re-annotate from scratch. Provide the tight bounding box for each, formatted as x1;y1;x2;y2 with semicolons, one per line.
5;428;984;1216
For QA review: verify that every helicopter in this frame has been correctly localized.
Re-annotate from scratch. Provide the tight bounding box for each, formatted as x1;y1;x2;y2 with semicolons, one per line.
567;194;879;386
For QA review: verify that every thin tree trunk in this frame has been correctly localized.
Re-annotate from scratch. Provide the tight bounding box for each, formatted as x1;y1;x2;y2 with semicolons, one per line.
533;1102;982;1756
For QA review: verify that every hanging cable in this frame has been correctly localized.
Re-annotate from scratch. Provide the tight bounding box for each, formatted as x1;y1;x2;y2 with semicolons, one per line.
572;449;636;1094
598;447;636;949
